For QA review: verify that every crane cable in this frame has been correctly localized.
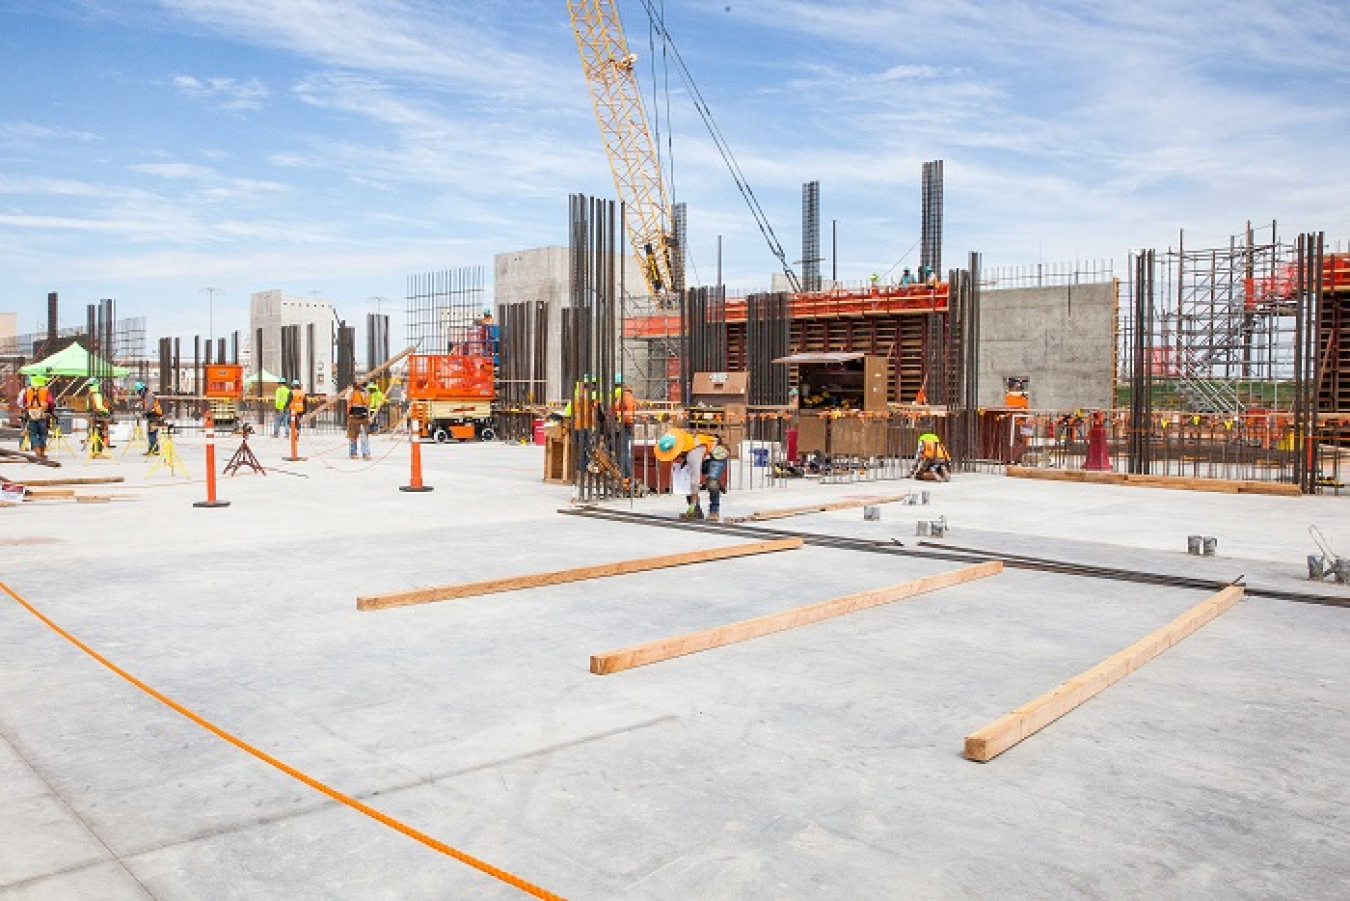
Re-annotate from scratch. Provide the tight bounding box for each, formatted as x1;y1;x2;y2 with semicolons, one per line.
634;0;800;292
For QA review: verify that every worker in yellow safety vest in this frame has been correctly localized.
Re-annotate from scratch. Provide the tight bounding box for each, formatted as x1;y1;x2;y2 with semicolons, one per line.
272;381;292;437
912;431;951;482
85;379;112;450
367;381;385;432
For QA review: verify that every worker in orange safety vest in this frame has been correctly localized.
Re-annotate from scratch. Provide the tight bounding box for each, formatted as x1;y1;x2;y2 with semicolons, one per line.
21;376;55;460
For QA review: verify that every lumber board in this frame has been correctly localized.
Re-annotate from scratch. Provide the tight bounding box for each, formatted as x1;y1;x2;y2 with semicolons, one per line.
1008;465;1302;496
303;345;415;425
963;585;1244;763
358;537;803;611
24;488;75;498
590;560;1003;675
736;494;916;523
11;476;125;487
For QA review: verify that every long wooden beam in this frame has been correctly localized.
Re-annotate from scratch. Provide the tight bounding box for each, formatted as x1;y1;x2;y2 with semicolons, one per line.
3;476;125;487
1006;466;1301;496
358;538;803;611
303;345;416;425
590;560;1003;675
730;493;917;524
964;585;1244;762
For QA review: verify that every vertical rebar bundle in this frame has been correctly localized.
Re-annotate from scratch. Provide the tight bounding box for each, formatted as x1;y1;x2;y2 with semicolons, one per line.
746;292;789;406
405;267;487;353
802;181;822;293
567;193;627;501
1127;250;1157;475
921;160;944;278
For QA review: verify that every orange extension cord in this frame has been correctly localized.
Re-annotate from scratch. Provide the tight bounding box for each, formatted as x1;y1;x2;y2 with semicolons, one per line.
0;579;564;901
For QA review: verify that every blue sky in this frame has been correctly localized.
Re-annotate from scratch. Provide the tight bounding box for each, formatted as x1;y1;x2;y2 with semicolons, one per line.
2;0;1347;346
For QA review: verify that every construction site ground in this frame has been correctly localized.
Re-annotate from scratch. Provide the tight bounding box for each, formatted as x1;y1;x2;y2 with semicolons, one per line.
2;431;1348;899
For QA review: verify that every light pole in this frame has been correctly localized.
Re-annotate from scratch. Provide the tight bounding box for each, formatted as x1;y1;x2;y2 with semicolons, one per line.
200;286;220;346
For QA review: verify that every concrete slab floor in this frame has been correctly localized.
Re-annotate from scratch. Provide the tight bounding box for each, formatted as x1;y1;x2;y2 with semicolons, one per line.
2;432;1349;899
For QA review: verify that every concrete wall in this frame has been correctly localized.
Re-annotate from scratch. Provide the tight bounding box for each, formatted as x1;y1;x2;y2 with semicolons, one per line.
249;290;336;396
494;246;649;402
978;281;1116;410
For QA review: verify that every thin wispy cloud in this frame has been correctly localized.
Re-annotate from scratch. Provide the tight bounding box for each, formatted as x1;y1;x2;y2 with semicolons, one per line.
0;121;99;145
171;74;269;111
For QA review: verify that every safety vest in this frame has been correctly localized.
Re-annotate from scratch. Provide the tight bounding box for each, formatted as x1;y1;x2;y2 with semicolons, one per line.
347;388;369;419
89;390;109;416
919;434;949;461
368;387;384;411
617;387;636;426
142;391;163;418
22;386;52;418
275;385;291;411
289;389;306;413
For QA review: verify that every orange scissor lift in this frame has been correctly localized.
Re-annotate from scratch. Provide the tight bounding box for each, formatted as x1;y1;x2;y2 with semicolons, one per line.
406;353;496;442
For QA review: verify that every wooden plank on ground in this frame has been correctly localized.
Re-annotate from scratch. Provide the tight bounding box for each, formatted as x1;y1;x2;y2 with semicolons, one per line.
963;585;1244;763
11;476;125;487
590;560;1003;675
358;537;803;611
24;488;75;498
732;494;916;523
1008;465;1301;496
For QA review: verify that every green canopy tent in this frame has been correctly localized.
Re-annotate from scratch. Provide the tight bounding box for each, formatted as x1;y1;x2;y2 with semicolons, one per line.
243;368;285;387
19;341;129;378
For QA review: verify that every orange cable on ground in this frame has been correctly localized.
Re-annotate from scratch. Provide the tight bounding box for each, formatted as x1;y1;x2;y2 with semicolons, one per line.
0;579;564;901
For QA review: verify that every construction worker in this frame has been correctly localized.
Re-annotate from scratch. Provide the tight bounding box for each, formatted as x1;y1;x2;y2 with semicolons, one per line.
20;375;55;460
900;267;916;286
912;431;951;482
367;381;385;432
654;428;728;520
85;379;112;451
272;380;292;437
345;379;372;460
135;381;163;454
565;375;596;473
615;377;636;477
288;379;306;436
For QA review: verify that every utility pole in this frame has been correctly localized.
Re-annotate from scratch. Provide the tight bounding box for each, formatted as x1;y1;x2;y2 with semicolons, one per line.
200;286;220;345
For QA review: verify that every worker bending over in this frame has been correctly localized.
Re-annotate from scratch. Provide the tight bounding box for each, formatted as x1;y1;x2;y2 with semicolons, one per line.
655;428;730;521
912;431;951;482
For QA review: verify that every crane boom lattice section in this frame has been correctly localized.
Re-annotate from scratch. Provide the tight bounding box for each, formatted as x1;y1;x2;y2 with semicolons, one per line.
567;0;674;295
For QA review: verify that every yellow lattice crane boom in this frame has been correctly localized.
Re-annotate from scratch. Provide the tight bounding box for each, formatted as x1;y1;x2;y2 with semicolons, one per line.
567;0;676;296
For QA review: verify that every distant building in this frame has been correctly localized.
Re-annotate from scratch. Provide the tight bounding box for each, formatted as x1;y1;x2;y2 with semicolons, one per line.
249;290;336;395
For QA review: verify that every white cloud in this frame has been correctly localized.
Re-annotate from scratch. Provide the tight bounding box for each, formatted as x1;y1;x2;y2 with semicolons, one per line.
0;121;99;145
172;74;269;111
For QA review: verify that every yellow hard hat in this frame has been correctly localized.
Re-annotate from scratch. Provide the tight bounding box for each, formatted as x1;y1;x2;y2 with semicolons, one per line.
654;428;695;462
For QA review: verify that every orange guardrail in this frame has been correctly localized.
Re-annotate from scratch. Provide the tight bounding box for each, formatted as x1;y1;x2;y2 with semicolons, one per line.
406;354;494;400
